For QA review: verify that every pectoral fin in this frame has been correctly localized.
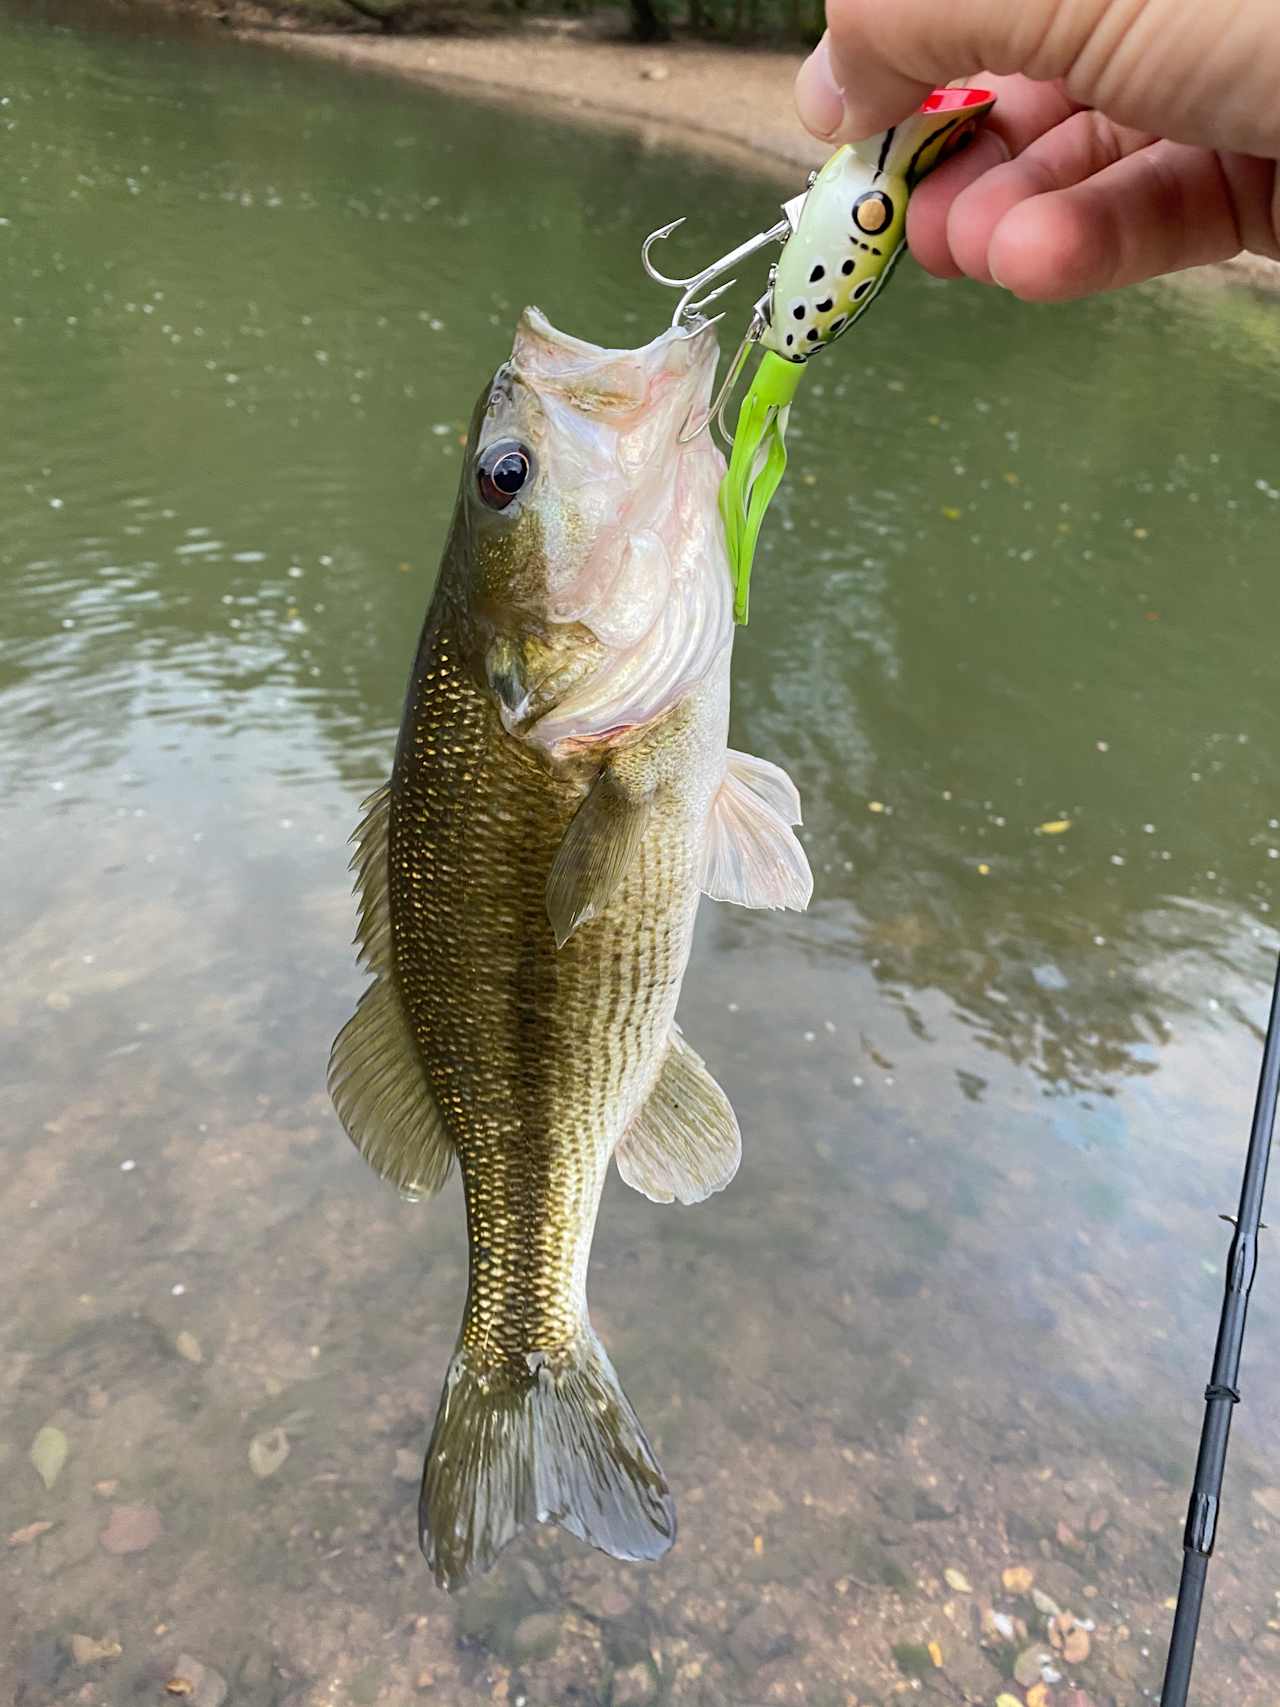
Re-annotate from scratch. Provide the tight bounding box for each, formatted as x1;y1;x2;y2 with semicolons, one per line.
546;766;652;948
328;784;454;1200
615;1029;741;1205
701;748;813;912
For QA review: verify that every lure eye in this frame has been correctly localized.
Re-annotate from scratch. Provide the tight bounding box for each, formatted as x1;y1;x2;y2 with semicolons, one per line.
477;441;532;510
852;190;894;235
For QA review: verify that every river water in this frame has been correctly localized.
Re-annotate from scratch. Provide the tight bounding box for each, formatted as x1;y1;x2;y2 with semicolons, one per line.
4;4;1280;1704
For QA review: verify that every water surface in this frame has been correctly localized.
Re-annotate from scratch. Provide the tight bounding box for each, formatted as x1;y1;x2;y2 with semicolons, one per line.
4;6;1280;1704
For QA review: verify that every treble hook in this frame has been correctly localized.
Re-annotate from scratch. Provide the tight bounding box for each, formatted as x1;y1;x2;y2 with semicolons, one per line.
642;214;791;330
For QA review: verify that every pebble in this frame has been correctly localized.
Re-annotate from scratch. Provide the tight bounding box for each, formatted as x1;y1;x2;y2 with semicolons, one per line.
576;1579;632;1620
8;1520;54;1546
167;1654;228;1706
943;1567;972;1593
99;1503;162;1555
30;1425;69;1490
728;1605;796;1672
248;1427;290;1479
507;1613;561;1662
175;1331;203;1365
611;1661;658;1706
69;1635;122;1665
1013;1645;1048;1687
1002;1565;1035;1595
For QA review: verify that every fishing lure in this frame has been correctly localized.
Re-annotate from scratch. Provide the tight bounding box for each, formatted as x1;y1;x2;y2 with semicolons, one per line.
643;86;994;622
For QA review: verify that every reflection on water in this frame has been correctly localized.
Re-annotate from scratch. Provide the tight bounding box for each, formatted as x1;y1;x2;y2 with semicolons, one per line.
4;3;1280;1703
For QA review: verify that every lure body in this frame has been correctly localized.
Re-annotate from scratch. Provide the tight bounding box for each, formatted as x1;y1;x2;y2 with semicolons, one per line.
762;88;995;364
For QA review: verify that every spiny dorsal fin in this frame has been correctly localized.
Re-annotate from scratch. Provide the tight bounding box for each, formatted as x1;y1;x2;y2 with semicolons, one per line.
546;767;652;949
327;784;453;1201
615;1029;741;1205
701;748;812;912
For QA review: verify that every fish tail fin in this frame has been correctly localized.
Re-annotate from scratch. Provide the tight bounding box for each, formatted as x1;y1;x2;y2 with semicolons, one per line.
419;1329;675;1590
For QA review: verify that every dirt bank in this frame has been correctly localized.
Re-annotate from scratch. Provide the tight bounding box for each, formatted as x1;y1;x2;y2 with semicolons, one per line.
278;14;827;182
149;2;1278;288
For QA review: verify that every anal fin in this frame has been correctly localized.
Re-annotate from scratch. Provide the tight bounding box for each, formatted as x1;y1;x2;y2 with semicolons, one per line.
328;782;453;1200
615;1030;741;1205
701;747;812;912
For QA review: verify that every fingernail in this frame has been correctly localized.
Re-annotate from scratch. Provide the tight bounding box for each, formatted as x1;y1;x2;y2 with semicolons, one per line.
795;34;846;142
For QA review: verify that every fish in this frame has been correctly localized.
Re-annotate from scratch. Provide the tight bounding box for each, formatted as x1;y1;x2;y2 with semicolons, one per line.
328;307;812;1590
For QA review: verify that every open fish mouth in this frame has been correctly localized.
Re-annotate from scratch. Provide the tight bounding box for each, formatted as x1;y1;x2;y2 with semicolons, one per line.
510;305;719;427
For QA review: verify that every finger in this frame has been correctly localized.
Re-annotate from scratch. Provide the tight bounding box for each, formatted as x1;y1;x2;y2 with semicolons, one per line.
801;0;1098;142
799;0;1280;158
905;130;1009;277
945;108;1157;283
905;75;1086;276
986;139;1264;300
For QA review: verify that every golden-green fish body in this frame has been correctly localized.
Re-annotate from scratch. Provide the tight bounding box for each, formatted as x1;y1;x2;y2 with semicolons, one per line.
330;310;811;1588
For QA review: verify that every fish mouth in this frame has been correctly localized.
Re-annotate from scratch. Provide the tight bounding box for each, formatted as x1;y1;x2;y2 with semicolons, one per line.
510;306;718;423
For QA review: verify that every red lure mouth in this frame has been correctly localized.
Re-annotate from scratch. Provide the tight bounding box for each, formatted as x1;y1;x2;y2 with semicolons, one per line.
921;87;995;112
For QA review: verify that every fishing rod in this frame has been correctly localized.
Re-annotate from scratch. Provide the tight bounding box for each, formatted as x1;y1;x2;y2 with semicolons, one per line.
1160;948;1280;1705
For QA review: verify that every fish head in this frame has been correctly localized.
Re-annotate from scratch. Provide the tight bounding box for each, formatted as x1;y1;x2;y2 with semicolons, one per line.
449;307;733;753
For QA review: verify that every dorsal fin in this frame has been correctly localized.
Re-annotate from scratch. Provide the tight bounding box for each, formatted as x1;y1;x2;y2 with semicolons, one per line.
327;785;453;1201
614;1029;741;1205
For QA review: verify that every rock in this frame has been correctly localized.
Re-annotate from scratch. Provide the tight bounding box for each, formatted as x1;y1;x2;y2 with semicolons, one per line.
99;1503;162;1554
93;1479;119;1497
639;64;669;80
1048;1613;1090;1665
889;1642;933;1678
1055;1520;1084;1552
1026;1687;1049;1707
30;1425;69;1490
507;1613;561;1662
1013;1645;1047;1687
611;1661;658;1706
175;1332;204;1364
1032;1588;1062;1618
728;1605;796;1672
514;1558;548;1600
577;1578;632;1620
979;1605;1016;1646
69;1635;122;1665
944;1567;972;1593
168;1654;228;1706
248;1427;290;1479
8;1520;54;1546
1002;1565;1035;1595
1086;1506;1110;1534
1252;1486;1280;1519
393;1449;419;1483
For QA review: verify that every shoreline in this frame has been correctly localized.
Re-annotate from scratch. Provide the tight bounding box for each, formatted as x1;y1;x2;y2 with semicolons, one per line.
156;3;1279;291
267;16;828;185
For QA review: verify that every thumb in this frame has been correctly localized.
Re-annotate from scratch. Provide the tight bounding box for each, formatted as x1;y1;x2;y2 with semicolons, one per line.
795;0;1280;158
796;0;1083;141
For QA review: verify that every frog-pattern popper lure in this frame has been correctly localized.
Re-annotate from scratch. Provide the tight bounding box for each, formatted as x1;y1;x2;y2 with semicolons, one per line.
643;87;995;622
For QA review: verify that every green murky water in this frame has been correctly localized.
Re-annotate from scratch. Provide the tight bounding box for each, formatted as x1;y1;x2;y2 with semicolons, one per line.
4;4;1280;1703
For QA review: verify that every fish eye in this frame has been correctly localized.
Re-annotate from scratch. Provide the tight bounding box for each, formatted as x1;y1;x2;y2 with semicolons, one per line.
477;440;533;511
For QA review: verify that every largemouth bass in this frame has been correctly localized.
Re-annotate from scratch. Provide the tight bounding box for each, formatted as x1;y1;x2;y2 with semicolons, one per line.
329;309;812;1589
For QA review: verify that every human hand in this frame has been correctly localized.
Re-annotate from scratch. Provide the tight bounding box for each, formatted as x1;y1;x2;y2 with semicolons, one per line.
793;0;1280;299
